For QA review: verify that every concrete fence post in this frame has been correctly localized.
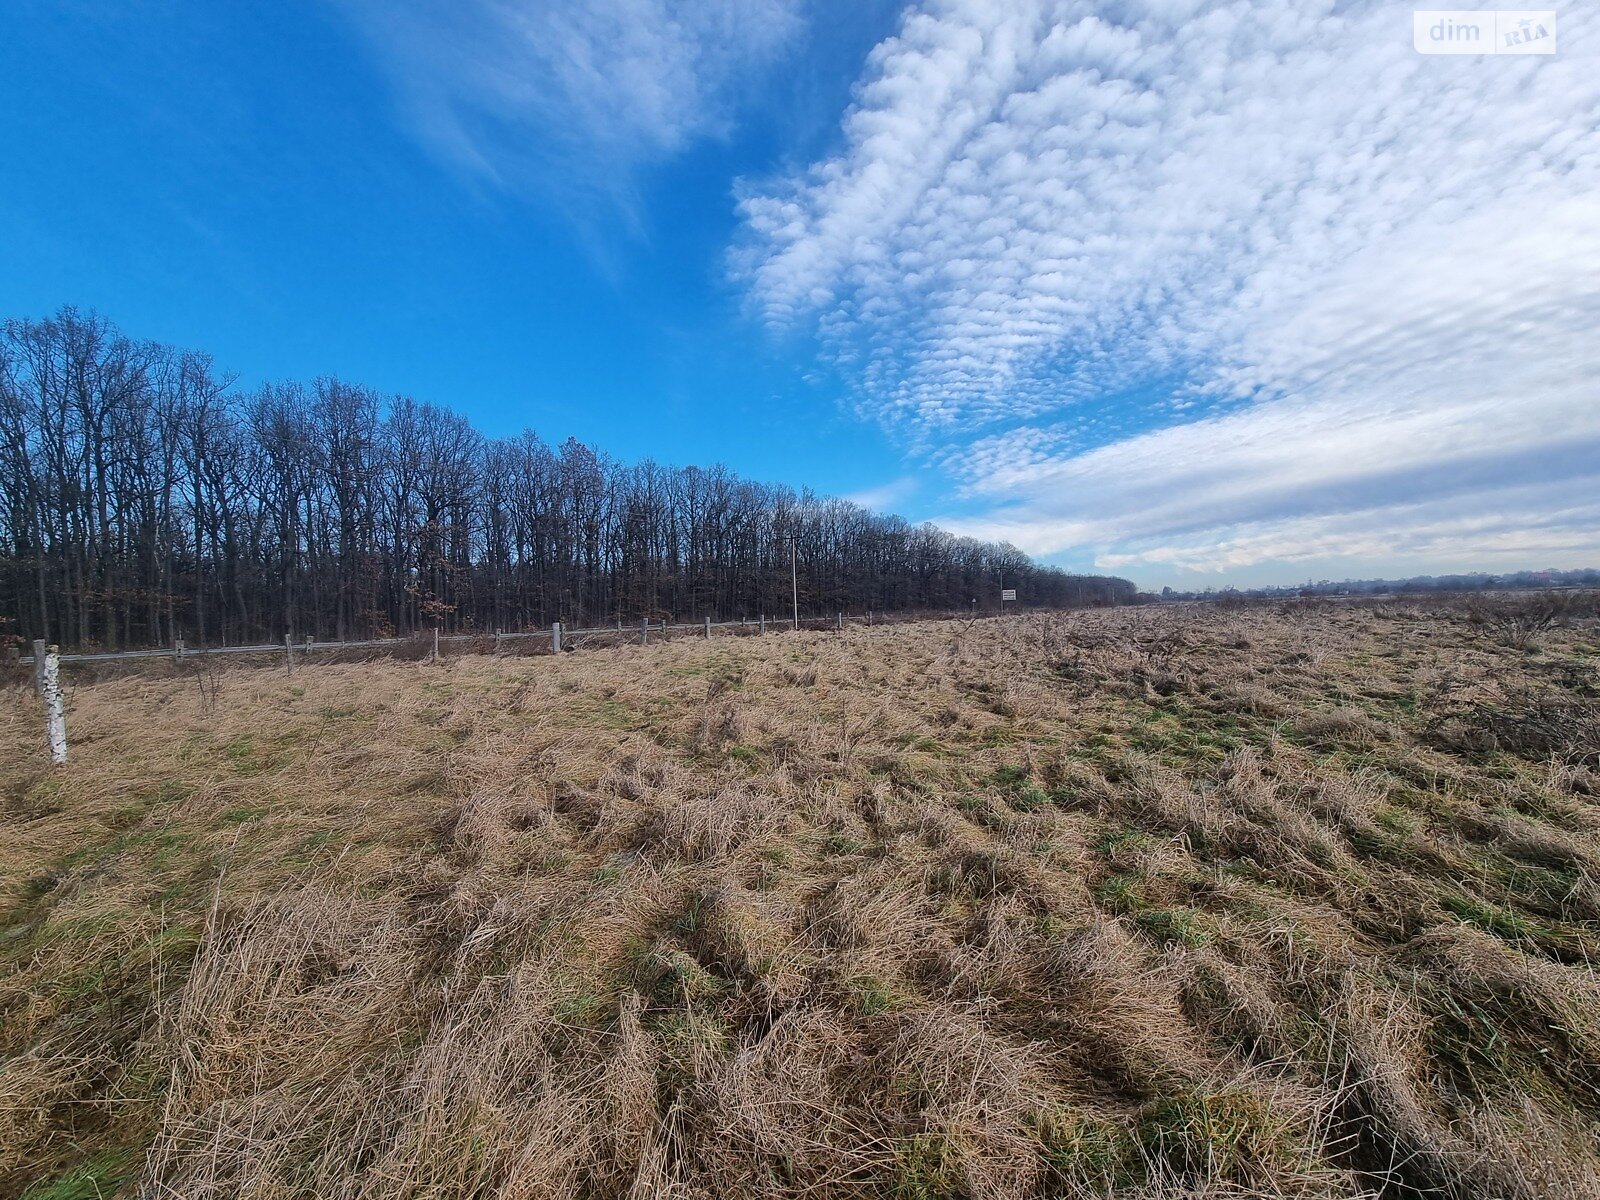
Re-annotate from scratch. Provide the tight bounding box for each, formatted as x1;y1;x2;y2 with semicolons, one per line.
285;630;293;675
704;616;711;639
32;638;46;696
494;628;503;653
759;614;766;635
43;646;66;765
837;611;843;631
432;627;440;662
641;617;649;646
173;636;184;664
552;621;562;653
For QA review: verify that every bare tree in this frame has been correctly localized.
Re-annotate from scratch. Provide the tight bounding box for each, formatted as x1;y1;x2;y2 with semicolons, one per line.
0;307;1136;649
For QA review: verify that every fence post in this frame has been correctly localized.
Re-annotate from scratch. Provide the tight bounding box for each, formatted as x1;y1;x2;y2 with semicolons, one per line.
552;621;562;653
759;614;765;635
868;610;873;627
285;630;293;675
704;616;711;639
43;646;66;765
495;628;503;653
173;636;184;665
432;627;440;662
641;617;649;646
305;633;313;657
837;611;843;631
32;638;46;697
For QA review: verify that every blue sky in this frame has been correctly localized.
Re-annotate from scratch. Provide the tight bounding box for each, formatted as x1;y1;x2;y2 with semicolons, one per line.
4;1;1597;589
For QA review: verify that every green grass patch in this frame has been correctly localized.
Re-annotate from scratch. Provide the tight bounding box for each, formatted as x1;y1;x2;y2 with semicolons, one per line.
1137;1088;1307;1192
225;736;264;776
20;1149;138;1200
1035;1109;1137;1193
978;724;1020;748
553;989;611;1028
575;696;645;730
1093;871;1155;915
1373;805;1422;836
1094;826;1154;858
849;975;902;1015
1011;786;1050;811
649;1010;731;1079
889;1133;962;1200
1441;893;1542;942
1132;906;1213;947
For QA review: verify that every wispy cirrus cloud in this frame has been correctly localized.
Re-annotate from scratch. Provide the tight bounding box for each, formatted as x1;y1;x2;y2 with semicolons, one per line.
735;0;1600;579
342;0;802;202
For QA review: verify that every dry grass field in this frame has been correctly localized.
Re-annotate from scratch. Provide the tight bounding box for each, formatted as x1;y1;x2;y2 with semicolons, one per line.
3;599;1599;1199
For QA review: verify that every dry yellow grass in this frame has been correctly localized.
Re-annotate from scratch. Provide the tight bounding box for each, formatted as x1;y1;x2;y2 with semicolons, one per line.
3;600;1598;1199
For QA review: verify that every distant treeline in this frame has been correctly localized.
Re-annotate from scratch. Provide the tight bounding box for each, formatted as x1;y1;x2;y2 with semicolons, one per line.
0;308;1132;651
1160;567;1600;602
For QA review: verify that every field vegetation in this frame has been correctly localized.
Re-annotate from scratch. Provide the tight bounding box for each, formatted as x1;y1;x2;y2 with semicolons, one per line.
2;597;1598;1198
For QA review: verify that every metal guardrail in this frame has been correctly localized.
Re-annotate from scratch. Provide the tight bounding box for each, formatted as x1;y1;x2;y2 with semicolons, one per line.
14;612;947;666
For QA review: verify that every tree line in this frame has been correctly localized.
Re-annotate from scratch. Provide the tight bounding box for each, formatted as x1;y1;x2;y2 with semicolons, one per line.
1159;567;1600;601
0;308;1134;651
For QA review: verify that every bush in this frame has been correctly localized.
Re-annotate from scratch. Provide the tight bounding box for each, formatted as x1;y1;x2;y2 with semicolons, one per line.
1430;686;1600;767
1466;592;1594;651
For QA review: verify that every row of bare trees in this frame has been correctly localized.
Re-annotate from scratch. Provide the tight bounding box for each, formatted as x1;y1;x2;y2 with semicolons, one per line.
0;308;1134;651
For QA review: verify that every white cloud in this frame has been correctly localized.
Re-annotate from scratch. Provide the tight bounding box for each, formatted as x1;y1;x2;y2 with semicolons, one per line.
736;0;1600;578
343;0;802;198
842;475;919;512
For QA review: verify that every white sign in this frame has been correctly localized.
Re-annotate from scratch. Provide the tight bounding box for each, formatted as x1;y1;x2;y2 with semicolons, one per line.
1001;589;1017;602
1413;11;1555;54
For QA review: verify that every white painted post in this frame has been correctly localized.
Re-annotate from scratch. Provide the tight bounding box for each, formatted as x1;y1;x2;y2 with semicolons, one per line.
790;537;799;632
552;621;562;653
837;611;843;631
495;628;503;653
704;616;711;639
43;646;66;765
285;630;293;675
868;610;873;627
173;636;184;664
432;626;440;662
32;638;46;697
641;617;649;645
759;614;766;635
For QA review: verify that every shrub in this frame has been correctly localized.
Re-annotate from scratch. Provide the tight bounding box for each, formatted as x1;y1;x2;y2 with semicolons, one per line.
1430;687;1600;767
